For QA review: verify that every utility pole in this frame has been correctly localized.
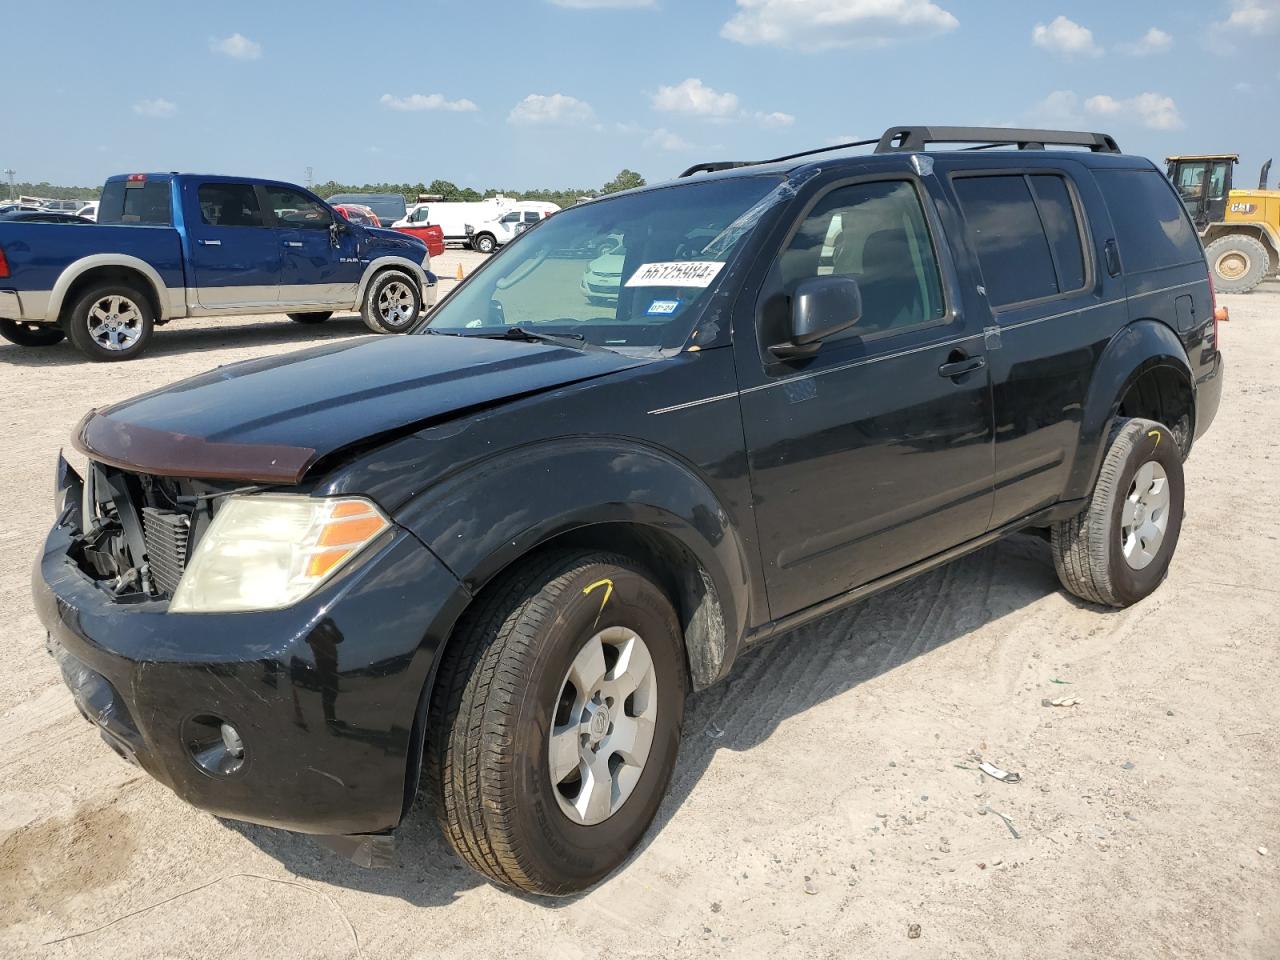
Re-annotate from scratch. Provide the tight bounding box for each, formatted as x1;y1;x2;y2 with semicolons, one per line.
2;169;14;201
305;166;314;189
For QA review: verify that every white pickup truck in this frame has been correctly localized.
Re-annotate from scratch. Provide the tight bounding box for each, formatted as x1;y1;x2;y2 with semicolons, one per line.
396;200;559;253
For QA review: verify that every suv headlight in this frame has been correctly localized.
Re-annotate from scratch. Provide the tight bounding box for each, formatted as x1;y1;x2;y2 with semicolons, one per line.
169;495;391;613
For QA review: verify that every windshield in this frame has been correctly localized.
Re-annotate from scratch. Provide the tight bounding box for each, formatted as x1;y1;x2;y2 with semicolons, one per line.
424;176;783;354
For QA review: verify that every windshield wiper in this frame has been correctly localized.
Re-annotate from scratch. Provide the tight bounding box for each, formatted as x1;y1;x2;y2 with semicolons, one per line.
474;326;595;350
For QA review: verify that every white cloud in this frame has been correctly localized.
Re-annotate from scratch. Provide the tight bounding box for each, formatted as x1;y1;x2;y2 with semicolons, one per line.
132;98;177;119
507;93;595;125
1029;90;1084;126
1116;26;1173;56
1032;16;1102;57
380;92;478;112
1215;0;1280;31
550;0;654;6
1086;92;1184;130
1028;89;1184;131
722;0;958;50
755;110;795;128
652;78;739;117
645;128;693;151
210;33;262;60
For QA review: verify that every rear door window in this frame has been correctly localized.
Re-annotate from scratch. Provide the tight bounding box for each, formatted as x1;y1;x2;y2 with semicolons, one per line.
953;173;1089;307
1095;169;1204;273
197;182;264;227
97;179;172;225
1029;175;1087;292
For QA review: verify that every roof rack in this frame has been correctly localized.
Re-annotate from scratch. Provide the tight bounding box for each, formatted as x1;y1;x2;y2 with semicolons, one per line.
875;126;1121;154
677;125;1122;178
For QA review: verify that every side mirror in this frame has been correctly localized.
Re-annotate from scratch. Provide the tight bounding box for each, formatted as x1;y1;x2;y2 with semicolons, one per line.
769;275;862;360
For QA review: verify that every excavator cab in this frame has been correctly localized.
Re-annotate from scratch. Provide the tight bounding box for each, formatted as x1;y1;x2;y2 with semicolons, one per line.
1166;155;1237;229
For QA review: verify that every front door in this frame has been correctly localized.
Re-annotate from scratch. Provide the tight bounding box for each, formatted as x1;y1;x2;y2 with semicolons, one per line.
260;184;363;310
735;174;995;619
186;180;281;312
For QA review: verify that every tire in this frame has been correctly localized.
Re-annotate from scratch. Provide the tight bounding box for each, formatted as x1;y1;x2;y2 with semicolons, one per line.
65;284;154;362
472;233;496;254
1205;234;1269;294
360;269;422;334
0;319;65;347
426;551;686;895
287;311;332;324
1051;418;1185;607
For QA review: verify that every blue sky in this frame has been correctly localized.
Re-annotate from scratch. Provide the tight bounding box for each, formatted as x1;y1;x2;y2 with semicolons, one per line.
3;0;1277;190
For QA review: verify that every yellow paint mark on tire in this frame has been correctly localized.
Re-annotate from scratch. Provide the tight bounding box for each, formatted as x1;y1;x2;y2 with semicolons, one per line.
1147;429;1161;448
583;578;614;627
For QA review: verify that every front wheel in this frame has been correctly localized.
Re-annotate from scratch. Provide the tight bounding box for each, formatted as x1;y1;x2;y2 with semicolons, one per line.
65;285;154;361
426;551;686;895
1051;417;1185;607
0;319;66;347
287;311;332;325
360;270;422;333
1205;234;1269;294
472;233;496;254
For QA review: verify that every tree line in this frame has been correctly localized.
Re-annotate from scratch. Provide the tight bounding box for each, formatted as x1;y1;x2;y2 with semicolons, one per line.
4;170;649;207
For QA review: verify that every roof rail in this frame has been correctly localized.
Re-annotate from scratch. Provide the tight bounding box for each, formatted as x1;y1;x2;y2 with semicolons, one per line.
875;126;1121;154
677;161;756;178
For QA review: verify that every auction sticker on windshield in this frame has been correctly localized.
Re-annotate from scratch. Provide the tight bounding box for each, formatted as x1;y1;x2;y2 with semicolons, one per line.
625;261;725;288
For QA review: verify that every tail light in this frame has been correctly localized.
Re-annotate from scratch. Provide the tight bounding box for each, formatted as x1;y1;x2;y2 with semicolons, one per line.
1208;269;1228;347
0;245;9;279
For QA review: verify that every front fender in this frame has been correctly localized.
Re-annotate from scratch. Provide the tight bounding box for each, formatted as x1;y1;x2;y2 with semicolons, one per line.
1063;319;1193;501
394;438;754;687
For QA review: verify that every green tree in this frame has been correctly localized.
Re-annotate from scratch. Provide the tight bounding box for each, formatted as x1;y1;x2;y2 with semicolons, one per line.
601;169;645;194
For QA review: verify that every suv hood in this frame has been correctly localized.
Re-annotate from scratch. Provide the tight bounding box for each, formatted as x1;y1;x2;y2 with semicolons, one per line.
75;335;652;484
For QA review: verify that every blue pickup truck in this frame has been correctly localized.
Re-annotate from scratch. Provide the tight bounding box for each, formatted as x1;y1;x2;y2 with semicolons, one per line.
0;173;436;361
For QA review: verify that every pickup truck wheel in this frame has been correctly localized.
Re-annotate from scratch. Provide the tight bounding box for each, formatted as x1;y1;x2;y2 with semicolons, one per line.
426;551;685;895
1204;235;1269;294
361;270;421;334
65;286;154;362
286;311;332;324
472;233;496;254
1051;417;1184;607
0;319;66;347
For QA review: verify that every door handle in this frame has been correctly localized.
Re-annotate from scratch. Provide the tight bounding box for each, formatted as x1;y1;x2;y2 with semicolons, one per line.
1104;239;1122;278
938;352;986;379
284;241;303;248
198;239;221;246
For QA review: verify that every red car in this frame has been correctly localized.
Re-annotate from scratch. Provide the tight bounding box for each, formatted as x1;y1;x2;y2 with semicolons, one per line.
332;203;381;228
392;222;446;259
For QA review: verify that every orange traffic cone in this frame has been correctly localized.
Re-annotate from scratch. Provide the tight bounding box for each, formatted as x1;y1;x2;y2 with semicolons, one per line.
455;263;464;281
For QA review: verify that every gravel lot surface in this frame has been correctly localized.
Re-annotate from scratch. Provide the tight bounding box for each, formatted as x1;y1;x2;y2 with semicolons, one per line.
1;274;1276;959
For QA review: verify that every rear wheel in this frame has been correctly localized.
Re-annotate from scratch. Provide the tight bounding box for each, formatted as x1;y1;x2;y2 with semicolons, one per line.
287;311;332;324
426;551;686;895
1051;418;1184;607
360;270;422;333
0;319;66;347
65;285;154;361
1205;234;1269;293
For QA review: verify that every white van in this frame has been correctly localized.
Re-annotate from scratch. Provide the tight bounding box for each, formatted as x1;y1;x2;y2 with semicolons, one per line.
395;199;559;253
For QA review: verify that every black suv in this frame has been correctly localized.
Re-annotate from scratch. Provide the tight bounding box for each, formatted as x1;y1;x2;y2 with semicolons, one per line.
35;126;1224;895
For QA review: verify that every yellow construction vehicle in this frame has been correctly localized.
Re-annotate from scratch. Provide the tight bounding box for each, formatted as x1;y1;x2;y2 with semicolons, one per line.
1167;154;1277;293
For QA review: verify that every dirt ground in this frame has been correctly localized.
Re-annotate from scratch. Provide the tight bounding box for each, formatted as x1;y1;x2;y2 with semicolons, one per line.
0;270;1276;959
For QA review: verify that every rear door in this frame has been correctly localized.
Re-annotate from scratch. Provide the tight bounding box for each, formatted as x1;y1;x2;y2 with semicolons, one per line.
735;170;995;618
185;180;280;311
260;184;363;310
939;161;1129;528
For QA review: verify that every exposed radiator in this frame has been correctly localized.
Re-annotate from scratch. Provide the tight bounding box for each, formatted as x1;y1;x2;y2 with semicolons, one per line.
141;507;191;597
